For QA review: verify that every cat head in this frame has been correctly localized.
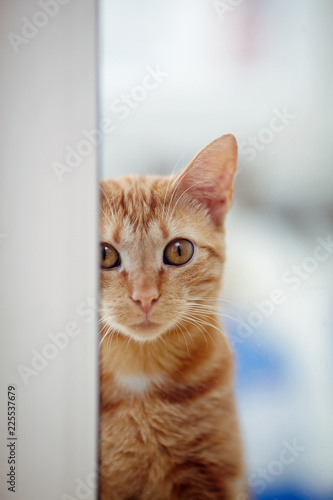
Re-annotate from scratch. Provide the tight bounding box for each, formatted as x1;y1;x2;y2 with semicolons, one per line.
100;134;237;342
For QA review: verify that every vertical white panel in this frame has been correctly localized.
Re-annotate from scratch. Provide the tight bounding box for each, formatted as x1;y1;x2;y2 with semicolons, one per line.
0;1;98;499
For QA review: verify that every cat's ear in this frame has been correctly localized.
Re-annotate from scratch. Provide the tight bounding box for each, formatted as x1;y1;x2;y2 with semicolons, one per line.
176;134;238;225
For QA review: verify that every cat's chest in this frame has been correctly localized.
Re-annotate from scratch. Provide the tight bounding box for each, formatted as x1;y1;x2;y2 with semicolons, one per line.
101;384;200;474
100;368;233;497
100;382;187;489
101;372;224;451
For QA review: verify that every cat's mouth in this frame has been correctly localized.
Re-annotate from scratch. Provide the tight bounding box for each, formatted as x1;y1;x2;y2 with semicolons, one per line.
132;319;159;329
125;317;171;341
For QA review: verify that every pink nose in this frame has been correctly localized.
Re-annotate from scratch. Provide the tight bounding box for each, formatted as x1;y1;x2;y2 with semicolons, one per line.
131;285;160;315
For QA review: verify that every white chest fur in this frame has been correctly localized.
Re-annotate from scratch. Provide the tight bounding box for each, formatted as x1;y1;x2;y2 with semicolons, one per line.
115;374;163;395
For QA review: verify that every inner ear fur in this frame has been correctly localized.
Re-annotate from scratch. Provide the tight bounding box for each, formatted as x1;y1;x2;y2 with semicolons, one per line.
175;134;238;224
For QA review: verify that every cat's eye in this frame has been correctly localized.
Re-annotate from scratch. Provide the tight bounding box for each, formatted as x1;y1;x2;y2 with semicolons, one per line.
100;243;120;269
163;239;194;266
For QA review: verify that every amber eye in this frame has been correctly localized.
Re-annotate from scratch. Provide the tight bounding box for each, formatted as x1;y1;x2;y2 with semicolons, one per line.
163;239;194;266
100;243;120;269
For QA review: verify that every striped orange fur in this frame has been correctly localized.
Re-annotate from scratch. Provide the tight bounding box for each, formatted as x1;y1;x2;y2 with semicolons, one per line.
100;135;247;499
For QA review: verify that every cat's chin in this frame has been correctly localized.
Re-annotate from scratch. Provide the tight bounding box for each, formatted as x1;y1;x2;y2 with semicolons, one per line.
123;320;169;342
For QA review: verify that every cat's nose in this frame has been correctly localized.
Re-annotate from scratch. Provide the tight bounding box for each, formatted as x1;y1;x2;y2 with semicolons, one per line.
130;285;160;315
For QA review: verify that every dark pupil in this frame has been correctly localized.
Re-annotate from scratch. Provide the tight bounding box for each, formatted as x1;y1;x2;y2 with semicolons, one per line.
103;247;107;260
176;243;181;257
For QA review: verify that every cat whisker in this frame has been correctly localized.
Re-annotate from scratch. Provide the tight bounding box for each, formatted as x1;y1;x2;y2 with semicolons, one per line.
100;185;117;221
184;312;233;352
217;313;249;327
179;315;211;347
161;150;186;220
186;302;217;310
186;304;248;330
167;179;206;224
187;297;237;307
187;304;241;322
175;324;190;356
178;319;195;345
158;333;168;353
100;207;113;229
163;175;183;223
174;324;182;346
123;332;133;352
100;330;109;347
182;332;190;356
107;330;116;353
98;315;111;325
183;310;226;337
164;155;208;222
170;214;197;225
187;298;247;315
100;323;116;348
185;302;225;318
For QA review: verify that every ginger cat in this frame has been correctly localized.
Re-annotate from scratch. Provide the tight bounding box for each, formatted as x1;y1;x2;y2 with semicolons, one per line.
99;134;247;499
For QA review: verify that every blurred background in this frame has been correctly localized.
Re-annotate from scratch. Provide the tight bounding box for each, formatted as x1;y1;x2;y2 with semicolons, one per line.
99;1;333;498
